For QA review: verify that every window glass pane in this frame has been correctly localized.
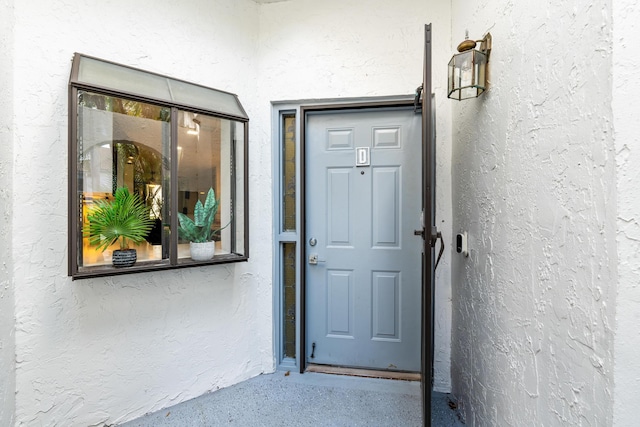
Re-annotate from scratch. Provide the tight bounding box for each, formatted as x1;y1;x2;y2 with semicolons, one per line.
282;242;296;359
78;57;172;102
168;79;247;119
75;55;248;119
176;111;245;262
77;91;171;271
282;114;296;232
233;121;246;255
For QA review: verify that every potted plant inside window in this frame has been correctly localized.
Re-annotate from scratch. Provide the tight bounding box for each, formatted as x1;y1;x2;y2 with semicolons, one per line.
84;187;155;268
177;188;225;261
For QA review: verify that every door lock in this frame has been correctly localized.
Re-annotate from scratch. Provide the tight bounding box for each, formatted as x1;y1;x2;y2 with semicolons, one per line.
308;254;325;265
415;226;445;270
432;227;445;270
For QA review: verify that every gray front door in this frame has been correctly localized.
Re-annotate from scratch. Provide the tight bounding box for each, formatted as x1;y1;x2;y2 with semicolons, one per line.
305;107;422;372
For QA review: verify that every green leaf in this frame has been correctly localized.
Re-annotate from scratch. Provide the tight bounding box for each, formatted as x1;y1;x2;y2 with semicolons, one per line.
83;187;155;252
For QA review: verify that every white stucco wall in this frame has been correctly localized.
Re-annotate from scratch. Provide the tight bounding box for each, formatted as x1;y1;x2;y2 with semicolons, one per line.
5;0;456;425
0;1;16;426
258;0;454;392
9;0;638;425
612;0;640;425
10;1;273;426
450;1;617;425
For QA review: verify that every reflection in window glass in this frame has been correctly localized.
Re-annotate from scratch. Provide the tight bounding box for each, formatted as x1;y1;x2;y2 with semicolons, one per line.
177;111;234;260
282;242;296;359
77;91;170;270
233;120;246;256
282;114;296;232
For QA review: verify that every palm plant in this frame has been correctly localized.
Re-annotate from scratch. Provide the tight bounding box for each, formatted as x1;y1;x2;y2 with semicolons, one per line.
84;187;155;252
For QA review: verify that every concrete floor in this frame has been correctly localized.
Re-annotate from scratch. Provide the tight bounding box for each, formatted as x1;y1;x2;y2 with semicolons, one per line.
120;372;464;426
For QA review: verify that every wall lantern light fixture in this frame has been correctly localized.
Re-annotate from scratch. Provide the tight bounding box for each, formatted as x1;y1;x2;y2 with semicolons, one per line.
448;31;492;100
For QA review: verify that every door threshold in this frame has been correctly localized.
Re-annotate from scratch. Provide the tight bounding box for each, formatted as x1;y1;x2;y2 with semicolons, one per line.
305;364;420;381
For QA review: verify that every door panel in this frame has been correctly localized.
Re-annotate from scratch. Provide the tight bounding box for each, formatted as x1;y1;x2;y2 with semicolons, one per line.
372;167;400;246
327;269;353;337
328;169;352;245
372;271;400;340
305;107;421;372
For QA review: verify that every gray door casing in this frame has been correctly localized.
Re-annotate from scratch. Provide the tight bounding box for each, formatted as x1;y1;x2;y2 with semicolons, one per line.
305;107;422;372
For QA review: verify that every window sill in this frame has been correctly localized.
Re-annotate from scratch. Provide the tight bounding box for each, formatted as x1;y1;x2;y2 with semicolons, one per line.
72;254;248;280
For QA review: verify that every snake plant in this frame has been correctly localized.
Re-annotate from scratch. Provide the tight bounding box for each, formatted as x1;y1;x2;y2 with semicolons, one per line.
177;188;223;243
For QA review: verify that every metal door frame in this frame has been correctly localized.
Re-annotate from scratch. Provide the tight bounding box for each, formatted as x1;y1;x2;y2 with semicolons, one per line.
420;23;437;427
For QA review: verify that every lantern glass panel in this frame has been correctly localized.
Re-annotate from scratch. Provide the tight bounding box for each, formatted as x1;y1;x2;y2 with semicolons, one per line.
448;49;487;100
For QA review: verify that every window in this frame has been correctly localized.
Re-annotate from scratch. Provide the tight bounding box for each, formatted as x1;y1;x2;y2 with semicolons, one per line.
69;54;248;278
281;113;297;360
274;109;299;368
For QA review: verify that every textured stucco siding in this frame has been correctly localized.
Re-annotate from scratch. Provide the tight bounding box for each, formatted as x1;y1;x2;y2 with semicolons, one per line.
612;0;640;424
11;1;270;426
6;0;457;425
258;0;454;391
0;0;16;425
5;0;639;425
450;1;616;425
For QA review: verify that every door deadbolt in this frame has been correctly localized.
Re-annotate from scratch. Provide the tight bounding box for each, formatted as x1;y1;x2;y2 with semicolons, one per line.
309;238;317;247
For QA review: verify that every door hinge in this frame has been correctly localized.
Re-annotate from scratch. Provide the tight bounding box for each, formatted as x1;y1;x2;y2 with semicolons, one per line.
414;84;423;113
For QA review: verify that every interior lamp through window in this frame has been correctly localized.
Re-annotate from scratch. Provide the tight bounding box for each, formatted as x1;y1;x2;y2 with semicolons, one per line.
182;111;200;136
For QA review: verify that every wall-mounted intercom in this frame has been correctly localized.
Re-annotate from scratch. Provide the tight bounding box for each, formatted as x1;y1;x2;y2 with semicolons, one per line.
456;232;468;257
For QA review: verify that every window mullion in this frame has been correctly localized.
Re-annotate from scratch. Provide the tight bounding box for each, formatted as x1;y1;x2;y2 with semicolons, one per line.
169;107;179;266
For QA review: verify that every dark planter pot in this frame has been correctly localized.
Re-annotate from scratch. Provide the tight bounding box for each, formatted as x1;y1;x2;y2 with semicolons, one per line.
112;249;137;268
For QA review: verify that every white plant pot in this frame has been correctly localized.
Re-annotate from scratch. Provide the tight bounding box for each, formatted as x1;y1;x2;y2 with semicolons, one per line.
190;241;215;261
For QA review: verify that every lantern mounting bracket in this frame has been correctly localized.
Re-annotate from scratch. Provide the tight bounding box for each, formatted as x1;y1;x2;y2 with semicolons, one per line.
478;33;492;62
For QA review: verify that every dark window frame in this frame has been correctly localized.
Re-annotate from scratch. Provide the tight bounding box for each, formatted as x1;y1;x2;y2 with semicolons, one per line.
68;53;249;279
